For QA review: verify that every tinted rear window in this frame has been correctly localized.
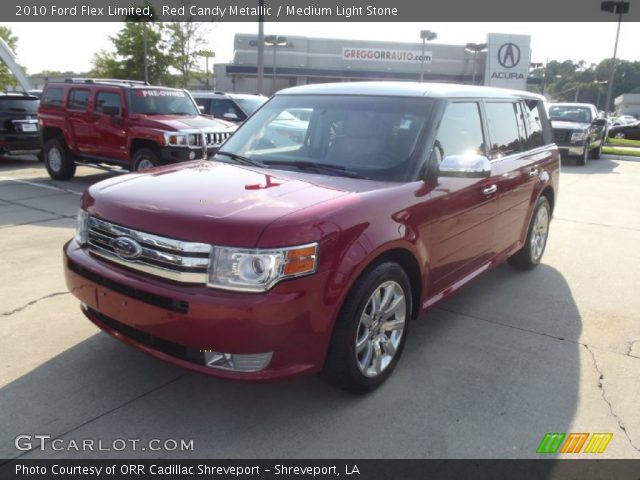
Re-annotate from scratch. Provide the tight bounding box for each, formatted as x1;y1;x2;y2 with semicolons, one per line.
0;98;39;114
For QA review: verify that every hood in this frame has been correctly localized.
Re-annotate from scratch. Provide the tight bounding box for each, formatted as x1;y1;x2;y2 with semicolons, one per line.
84;161;357;247
551;120;589;130
132;114;237;132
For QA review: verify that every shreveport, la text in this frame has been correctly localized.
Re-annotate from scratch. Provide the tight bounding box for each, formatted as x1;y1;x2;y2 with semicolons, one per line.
15;464;360;476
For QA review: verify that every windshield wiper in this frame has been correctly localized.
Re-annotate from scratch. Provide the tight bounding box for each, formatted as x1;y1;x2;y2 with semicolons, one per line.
215;151;267;168
262;160;364;179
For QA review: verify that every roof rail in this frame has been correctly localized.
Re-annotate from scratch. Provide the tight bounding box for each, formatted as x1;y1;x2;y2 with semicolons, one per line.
63;78;150;86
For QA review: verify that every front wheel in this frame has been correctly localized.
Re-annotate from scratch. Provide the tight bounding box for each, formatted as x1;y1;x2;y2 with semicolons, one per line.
132;148;160;171
576;143;589;166
508;196;551;270
322;262;412;394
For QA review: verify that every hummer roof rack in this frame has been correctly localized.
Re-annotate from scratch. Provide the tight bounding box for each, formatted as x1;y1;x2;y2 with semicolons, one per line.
62;78;150;86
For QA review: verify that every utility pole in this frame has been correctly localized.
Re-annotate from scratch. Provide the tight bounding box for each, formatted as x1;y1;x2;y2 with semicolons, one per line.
257;0;265;94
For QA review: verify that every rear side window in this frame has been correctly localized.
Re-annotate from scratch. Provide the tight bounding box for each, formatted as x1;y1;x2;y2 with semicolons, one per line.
522;100;545;149
433;102;485;161
68;89;90;111
485;102;522;158
42;88;64;108
95;91;121;114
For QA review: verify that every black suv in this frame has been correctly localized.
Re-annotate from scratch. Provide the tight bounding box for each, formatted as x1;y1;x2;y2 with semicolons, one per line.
0;93;41;158
548;103;608;166
190;91;266;123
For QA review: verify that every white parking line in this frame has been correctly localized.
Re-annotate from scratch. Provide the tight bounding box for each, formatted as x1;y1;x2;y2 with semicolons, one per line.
0;176;82;196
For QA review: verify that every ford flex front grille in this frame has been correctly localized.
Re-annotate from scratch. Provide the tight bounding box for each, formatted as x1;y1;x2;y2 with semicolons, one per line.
86;216;210;283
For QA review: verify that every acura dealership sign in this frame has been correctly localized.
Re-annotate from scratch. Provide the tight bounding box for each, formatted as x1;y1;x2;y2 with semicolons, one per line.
485;33;531;90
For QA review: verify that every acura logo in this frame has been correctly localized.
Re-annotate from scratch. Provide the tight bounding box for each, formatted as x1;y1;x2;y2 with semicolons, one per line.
111;236;143;260
498;43;521;69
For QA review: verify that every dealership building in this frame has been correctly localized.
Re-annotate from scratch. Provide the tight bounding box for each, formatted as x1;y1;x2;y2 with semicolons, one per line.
214;32;533;95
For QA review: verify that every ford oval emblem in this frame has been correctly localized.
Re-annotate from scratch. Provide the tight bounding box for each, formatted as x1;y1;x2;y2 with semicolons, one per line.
111;236;143;260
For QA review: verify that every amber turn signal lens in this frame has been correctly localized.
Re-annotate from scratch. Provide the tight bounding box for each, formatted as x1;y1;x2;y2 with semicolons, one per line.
283;245;317;276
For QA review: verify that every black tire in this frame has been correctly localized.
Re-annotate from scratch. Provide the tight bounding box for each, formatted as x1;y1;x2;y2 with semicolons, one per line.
614;132;626;139
36;150;44;162
322;261;412;394
44;138;76;180
132;148;160;171
576;143;589;166
508;196;552;270
590;141;603;160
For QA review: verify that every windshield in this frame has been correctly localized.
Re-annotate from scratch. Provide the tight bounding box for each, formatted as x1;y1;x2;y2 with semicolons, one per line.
235;97;266;115
220;94;433;182
130;89;199;115
548;105;592;123
0;98;38;114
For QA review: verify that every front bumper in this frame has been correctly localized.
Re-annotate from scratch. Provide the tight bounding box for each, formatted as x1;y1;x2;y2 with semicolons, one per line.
159;146;208;164
64;240;337;381
557;145;585;158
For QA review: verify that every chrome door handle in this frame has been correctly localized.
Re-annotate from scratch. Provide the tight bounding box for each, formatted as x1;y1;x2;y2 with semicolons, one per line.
528;169;539;178
482;185;497;195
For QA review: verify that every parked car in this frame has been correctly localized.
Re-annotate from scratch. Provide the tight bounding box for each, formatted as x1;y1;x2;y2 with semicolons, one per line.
608;120;640;140
38;79;237;180
547;103;608;166
190;91;267;123
612;114;636;126
64;82;559;393
0;92;42;159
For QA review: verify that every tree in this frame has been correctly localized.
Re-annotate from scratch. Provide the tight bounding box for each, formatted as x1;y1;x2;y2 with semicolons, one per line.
90;21;173;84
0;26;20;89
166;21;209;88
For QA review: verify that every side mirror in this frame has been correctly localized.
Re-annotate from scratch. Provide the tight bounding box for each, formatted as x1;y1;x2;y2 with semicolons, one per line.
223;112;239;122
438;155;491;178
592;118;607;127
197;105;205;114
101;105;121;116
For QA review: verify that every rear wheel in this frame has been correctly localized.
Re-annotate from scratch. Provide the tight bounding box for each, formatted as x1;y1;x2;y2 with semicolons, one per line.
614;132;626;139
44;138;76;180
322;261;411;394
508;196;551;270
132;148;160;171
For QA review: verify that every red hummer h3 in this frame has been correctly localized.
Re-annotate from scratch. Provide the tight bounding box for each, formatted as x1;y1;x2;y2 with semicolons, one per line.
38;78;236;180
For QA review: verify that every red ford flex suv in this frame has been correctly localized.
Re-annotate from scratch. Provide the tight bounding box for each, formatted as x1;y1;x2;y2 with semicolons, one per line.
64;82;559;393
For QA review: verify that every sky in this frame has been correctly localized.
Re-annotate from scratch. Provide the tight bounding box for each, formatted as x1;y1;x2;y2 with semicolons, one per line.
5;22;640;74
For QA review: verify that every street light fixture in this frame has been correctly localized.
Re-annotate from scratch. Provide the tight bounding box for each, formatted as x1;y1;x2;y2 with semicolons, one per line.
265;35;288;94
465;43;488;85
601;0;630;117
419;30;437;83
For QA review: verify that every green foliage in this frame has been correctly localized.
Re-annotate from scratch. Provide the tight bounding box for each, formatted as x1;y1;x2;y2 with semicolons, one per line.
166;22;209;88
0;26;20;90
90;22;174;85
533;58;640;110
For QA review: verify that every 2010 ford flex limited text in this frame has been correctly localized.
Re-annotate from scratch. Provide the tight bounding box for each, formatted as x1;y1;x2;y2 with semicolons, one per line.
64;82;559;393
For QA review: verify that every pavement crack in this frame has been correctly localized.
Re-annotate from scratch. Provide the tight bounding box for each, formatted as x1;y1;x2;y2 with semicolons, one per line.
583;344;640;453
1;291;70;317
626;339;640;359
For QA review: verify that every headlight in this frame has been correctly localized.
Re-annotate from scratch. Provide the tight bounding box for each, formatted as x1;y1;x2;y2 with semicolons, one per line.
187;134;199;146
165;133;188;146
571;132;588;142
207;243;318;292
75;209;89;246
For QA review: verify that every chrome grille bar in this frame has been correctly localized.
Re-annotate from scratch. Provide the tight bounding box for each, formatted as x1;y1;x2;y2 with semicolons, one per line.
86;217;210;283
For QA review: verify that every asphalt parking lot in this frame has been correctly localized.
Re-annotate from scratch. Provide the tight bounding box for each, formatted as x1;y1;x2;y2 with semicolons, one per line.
0;154;638;460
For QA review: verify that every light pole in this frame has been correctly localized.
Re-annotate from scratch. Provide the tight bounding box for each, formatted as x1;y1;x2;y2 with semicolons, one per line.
465;43;488;85
601;0;630;116
265;35;288;94
197;50;216;90
419;30;437;82
257;0;265;94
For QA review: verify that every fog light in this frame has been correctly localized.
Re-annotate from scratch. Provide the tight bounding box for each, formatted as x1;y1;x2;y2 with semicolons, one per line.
203;351;272;372
189;151;196;160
